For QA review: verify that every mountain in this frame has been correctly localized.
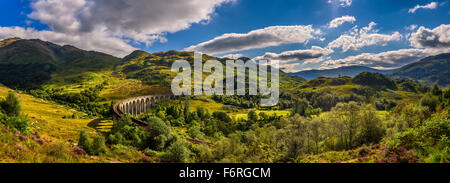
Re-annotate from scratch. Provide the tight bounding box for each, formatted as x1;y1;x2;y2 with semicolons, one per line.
289;66;391;80
388;53;450;86
118;50;305;89
0;38;305;93
0;38;120;89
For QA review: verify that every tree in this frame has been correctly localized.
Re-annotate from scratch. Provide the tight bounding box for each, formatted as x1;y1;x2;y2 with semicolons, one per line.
1;92;21;117
291;99;309;116
165;140;189;163
431;84;442;96
197;106;206;120
248;110;258;122
145;117;171;150
78;130;92;153
352;72;396;90
358;104;385;145
112;115;133;133
420;94;439;112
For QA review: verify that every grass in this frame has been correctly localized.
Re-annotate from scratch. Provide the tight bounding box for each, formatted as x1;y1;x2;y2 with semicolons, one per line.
0;86;96;142
233;110;291;120
0;85;153;163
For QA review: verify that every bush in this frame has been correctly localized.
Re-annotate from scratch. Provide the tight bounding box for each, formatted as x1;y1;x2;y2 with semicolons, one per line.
91;136;107;155
0;92;21;117
188;123;203;139
3;115;29;134
78;130;92;153
165;140;189;163
375;99;397;110
212;112;232;123
420;94;440;112
248;110;258;122
431;84;442;96
145;117;171;150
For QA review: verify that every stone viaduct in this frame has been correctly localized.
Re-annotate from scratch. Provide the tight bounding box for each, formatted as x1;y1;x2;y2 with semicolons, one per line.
112;94;174;126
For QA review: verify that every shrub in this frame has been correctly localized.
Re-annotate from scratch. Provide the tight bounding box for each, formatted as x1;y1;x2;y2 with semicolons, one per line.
247;110;258;122
111;115;133;133
3;115;29;134
91;136;107;155
188;123;203;139
78;130;92;153
0;92;21;117
431;84;442;96
165;140;189;163
145;117;171;150
212;112;232;123
420;94;440;112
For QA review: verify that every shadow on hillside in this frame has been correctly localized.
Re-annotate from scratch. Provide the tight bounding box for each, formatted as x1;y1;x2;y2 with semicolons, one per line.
87;118;102;130
87;118;114;134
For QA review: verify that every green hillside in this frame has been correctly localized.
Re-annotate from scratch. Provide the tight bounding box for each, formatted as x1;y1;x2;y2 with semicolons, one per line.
388;53;450;87
0;38;120;89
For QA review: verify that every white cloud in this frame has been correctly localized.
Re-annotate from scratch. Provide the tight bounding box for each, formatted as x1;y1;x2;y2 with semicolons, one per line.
410;24;450;49
327;22;402;52
185;25;321;55
406;24;418;31
328;0;352;7
409;2;438;13
0;26;136;57
322;47;450;70
0;0;232;57
221;53;245;59
280;63;301;73
254;46;333;65
328;15;356;28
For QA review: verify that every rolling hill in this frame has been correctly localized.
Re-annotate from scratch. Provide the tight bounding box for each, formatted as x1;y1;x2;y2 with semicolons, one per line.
0;38;120;89
388;53;450;87
290;66;391;80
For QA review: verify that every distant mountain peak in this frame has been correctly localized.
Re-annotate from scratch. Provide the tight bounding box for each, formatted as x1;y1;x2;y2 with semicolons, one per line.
290;65;391;80
122;50;151;61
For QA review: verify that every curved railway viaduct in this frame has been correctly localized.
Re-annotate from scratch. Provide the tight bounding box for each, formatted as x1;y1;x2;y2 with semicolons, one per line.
112;94;175;126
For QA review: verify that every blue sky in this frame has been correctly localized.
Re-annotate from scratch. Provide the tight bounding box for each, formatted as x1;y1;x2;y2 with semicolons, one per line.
0;0;449;72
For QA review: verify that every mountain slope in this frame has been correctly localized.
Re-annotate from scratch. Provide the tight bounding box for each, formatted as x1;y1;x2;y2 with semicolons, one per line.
0;38;120;89
290;66;391;80
388;53;450;86
118;50;306;92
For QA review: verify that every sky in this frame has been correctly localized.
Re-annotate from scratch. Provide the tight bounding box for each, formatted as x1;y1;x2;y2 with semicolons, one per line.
0;0;449;73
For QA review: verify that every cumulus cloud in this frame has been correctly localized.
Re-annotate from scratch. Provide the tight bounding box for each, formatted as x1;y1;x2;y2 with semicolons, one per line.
410;24;450;49
0;0;232;57
185;25;322;55
328;0;352;7
253;46;333;64
327;22;402;52
221;53;245;59
322;47;450;70
0;26;136;57
328;15;356;28
409;2;438;13
280;63;301;73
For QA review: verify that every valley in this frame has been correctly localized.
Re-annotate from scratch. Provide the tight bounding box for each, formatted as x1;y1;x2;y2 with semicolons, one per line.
0;38;448;163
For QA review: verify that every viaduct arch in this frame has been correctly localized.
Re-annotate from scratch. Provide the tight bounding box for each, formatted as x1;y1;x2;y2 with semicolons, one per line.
113;94;175;126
